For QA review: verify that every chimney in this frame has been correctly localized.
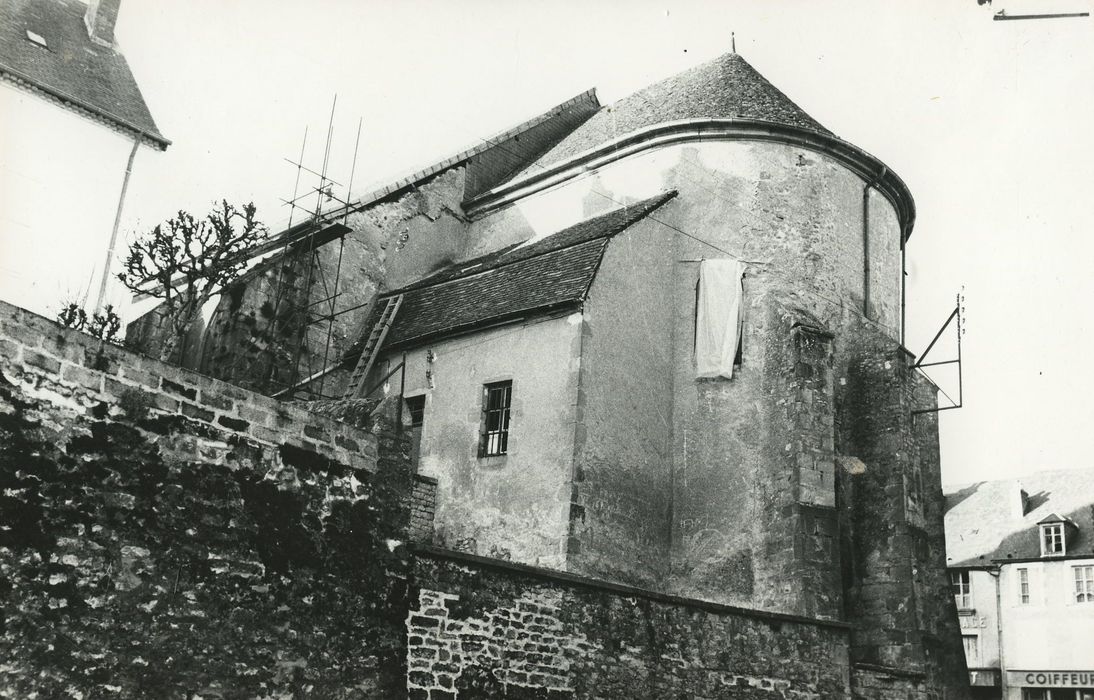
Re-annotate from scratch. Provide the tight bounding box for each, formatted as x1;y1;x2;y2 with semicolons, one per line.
85;0;120;47
1012;481;1029;519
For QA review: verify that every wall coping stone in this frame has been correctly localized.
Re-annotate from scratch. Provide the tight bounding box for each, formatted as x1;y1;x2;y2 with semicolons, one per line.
411;543;852;631
0;300;378;471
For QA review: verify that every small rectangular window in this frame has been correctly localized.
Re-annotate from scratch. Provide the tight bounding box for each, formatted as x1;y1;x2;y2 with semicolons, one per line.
1041;523;1065;556
1018;568;1030;604
951;570;971;610
406;395;425;427
480;381;512;457
405;395;426;470
961;635;979;666
1075;565;1094;603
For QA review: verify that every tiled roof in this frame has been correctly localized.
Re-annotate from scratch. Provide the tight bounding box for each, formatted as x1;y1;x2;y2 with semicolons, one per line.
0;0;168;148
522;52;830;175
353;190;677;354
944;469;1094;567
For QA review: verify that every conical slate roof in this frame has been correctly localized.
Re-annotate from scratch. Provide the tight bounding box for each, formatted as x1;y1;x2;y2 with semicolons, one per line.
527;52;830;171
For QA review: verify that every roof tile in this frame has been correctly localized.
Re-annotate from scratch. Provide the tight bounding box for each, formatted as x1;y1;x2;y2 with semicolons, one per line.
352;190;677;354
523;52;829;175
0;0;168;148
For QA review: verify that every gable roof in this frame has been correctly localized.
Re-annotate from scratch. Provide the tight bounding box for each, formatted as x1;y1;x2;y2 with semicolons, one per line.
0;0;169;149
522;52;830;174
944;469;1094;567
350;190;677;355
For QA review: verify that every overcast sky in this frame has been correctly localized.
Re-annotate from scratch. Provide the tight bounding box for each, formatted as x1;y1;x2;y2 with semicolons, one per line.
82;0;1094;486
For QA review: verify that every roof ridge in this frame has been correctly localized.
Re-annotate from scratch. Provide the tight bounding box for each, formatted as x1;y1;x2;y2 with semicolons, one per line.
332;89;599;214
252;88;601;248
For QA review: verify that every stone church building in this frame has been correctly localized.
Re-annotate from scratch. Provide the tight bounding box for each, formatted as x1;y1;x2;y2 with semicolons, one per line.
128;50;970;698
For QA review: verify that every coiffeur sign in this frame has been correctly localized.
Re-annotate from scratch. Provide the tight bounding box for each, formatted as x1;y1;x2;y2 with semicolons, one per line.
1010;671;1094;687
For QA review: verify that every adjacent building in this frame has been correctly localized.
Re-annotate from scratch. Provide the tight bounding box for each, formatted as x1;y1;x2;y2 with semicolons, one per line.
946;469;1094;700
0;0;168;316
130;50;970;697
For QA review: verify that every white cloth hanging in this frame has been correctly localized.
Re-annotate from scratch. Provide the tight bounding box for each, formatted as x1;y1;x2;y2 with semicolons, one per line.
695;258;744;379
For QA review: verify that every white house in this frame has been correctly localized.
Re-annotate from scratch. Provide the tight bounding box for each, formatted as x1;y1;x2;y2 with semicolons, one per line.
946;469;1094;700
0;0;168;317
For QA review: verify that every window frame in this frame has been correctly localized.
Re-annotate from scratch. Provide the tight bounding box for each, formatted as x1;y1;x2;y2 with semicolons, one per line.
405;394;426;428
1074;565;1094;604
479;380;512;458
1041;522;1066;557
961;634;980;666
951;570;972;611
1017;567;1030;605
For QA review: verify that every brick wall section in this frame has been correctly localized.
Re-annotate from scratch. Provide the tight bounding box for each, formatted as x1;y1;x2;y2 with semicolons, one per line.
408;546;852;699
1;300;376;469
411;474;439;543
0;300;416;696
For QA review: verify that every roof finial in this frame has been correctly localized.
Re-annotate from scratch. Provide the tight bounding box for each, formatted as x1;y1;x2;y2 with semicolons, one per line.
731;32;736;53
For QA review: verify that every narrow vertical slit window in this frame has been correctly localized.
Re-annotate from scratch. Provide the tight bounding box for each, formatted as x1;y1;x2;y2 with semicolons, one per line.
1017;568;1030;605
405;395;425;470
480;381;512;457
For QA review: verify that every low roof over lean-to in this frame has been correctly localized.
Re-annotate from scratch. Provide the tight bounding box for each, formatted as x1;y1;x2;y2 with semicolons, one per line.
0;0;168;148
350;191;678;356
525;52;831;173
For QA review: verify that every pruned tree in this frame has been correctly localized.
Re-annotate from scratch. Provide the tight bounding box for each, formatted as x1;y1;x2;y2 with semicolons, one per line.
118;200;269;362
57;302;122;343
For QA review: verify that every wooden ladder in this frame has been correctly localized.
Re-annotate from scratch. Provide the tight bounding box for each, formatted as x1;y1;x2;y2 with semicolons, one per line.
343;294;403;399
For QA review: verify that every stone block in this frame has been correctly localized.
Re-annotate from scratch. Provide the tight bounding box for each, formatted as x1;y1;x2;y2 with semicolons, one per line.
199;390;234;411
24;349;61;374
180;402;214;423
61;363;104;393
162;378;198;401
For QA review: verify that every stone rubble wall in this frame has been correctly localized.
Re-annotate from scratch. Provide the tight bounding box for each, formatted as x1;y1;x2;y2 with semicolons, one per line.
408;547;853;700
0;300;414;697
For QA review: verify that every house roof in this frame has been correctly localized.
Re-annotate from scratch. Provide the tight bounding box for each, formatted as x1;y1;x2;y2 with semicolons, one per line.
350;190;678;355
944;469;1094;567
0;0;168;149
521;52;830;174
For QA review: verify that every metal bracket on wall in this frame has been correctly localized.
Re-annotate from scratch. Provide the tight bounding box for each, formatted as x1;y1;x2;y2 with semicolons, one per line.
911;291;965;415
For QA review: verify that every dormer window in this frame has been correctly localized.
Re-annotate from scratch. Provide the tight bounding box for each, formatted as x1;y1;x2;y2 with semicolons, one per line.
1041;522;1065;557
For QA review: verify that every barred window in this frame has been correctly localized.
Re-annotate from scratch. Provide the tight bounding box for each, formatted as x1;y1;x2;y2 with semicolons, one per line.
1075;565;1094;603
480;381;512;457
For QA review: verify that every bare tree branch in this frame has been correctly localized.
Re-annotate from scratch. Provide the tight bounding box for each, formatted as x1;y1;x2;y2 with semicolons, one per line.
118;201;269;362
